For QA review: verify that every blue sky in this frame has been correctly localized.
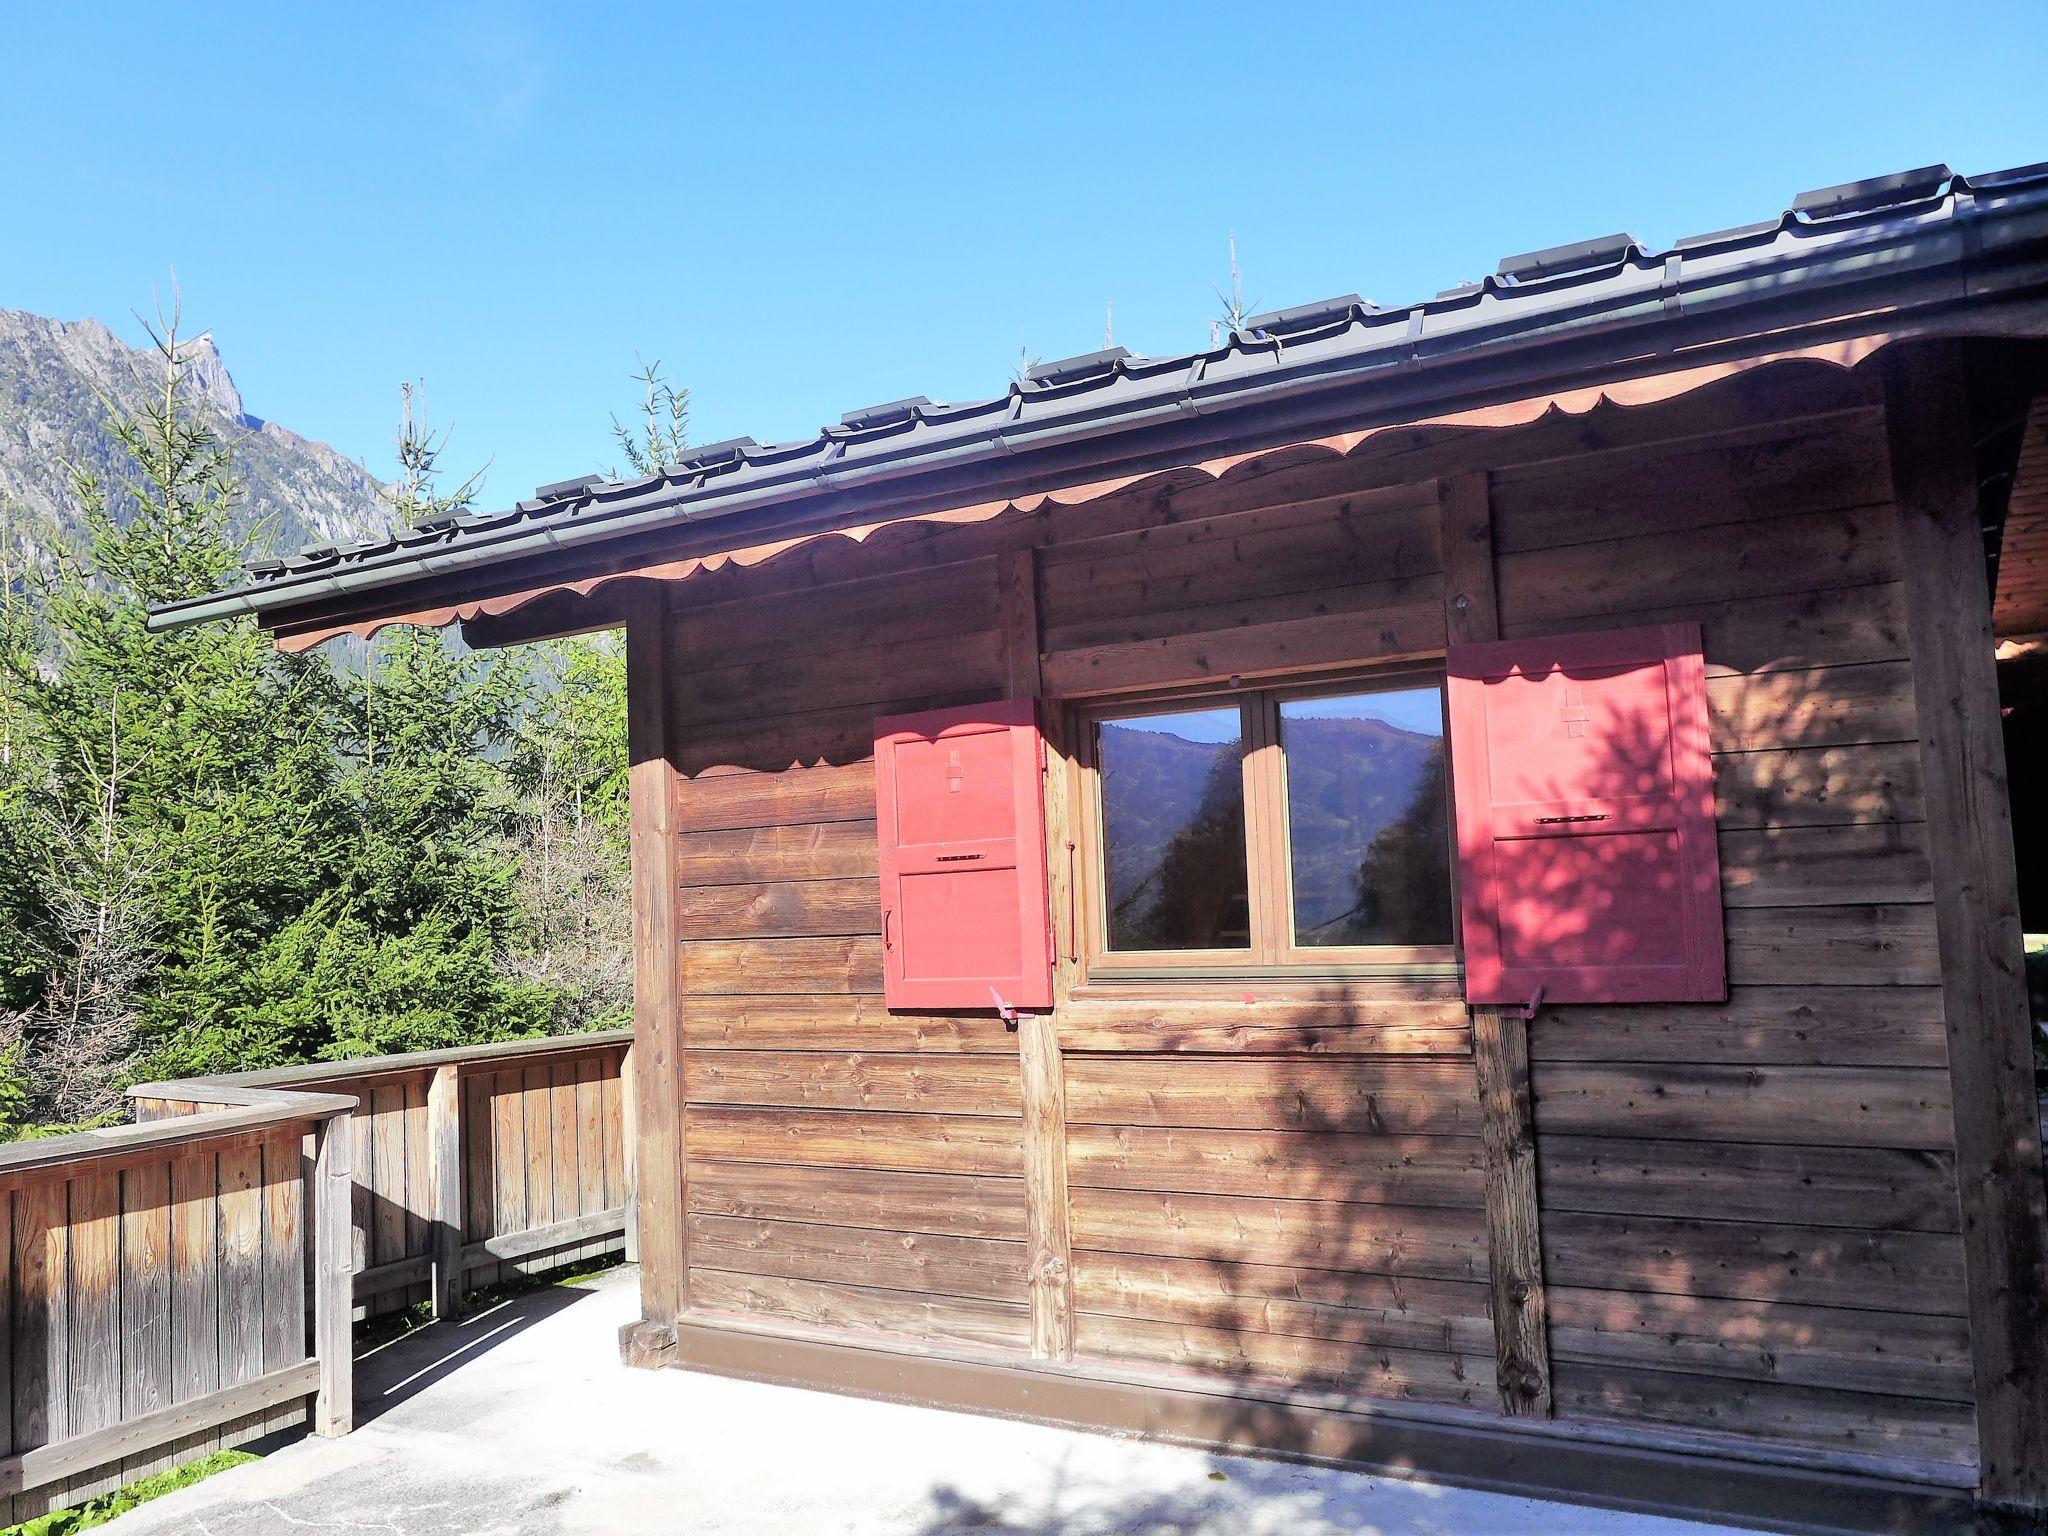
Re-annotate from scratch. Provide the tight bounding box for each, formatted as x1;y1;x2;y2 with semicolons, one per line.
3;3;2042;507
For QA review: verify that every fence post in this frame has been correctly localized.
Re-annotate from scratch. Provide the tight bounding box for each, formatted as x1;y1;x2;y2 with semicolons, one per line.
427;1065;464;1320
620;1043;640;1265
312;1112;354;1437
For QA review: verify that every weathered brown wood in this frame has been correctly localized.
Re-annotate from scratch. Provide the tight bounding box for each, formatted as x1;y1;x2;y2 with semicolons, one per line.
1712;740;1924;829
1473;1006;1550;1417
14;1179;69;1450
311;1114;353;1437
1550;1361;1975;1470
1441;468;1550;1419
1705;661;1917;753
1537;1135;1961;1233
1042;602;1446;696
1541;1210;1965;1314
674;558;1002;664
1497;504;1899;629
426;1064;463;1319
1070;1251;1493;1350
684;1106;1023;1176
461;1073;497;1289
674;628;1001;727
402;1077;429;1308
674;761;874;833
687;1268;1029;1351
66;1171;120;1438
998;547;1042;697
1723;902;1940;987
680;936;885;995
463;1206;626;1265
1886;341;2048;1509
688;1214;1025;1301
260;1136;305;1377
616;1044;637;1264
1507;580;1911;678
677;822;880;885
1065;1124;1486;1206
549;1061;579;1260
675;878;881;940
630;583;688;1338
369;1084;406;1284
1718;822;1932;908
1018;1011;1073;1361
1489;411;1891;554
1531;1063;1955;1150
0;1360;323;1500
1077;1310;1489;1409
1527;985;1949;1067
687;1051;1020;1116
1069;1187;1488;1282
519;1063;555;1279
1547;1285;1971;1403
168;1150;219;1412
576;1056;605;1262
216;1145;262;1389
1038;492;1440;631
1044;571;1442;655
688;1162;1024;1240
684;997;1017;1054
1063;1056;1482;1135
1056;999;1470;1055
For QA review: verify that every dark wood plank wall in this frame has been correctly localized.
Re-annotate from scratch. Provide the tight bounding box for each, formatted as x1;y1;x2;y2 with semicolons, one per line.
656;366;1976;1476
1490;403;1974;1472
669;568;1031;1353
2;1128;308;1522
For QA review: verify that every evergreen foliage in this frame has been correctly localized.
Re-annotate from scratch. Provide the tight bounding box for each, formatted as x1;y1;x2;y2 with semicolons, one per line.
0;299;628;1132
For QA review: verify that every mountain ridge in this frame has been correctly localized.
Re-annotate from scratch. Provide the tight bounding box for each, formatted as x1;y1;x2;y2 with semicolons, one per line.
0;306;393;579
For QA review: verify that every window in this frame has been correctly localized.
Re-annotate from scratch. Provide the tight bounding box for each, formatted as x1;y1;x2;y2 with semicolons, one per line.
1080;675;1457;976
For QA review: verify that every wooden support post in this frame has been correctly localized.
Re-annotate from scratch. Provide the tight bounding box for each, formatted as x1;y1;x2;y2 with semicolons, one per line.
1000;548;1076;1362
426;1065;463;1321
621;584;685;1368
1885;343;2048;1512
1441;471;1552;1418
310;1113;353;1437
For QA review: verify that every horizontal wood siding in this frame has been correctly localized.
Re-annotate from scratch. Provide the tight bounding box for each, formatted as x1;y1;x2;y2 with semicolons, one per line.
652;371;1977;1480
673;570;1029;1354
1493;403;1975;1472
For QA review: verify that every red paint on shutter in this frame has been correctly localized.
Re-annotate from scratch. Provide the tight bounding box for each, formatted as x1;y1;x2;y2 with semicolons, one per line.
873;699;1053;1012
1446;623;1725;1005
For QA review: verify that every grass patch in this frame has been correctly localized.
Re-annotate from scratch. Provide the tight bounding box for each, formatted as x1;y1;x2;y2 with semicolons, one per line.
354;1252;626;1354
2;1450;258;1536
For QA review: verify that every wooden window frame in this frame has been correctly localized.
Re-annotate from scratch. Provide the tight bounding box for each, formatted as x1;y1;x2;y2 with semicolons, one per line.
1073;666;1461;986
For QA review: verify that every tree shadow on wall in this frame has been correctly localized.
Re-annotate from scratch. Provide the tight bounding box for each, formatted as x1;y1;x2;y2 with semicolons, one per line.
893;670;1964;1532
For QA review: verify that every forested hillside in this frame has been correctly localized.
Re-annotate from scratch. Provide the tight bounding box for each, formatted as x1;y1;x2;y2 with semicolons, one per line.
0;308;633;1136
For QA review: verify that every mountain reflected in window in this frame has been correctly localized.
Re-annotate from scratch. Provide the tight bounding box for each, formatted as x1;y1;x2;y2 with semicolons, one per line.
1097;707;1250;951
1280;688;1453;948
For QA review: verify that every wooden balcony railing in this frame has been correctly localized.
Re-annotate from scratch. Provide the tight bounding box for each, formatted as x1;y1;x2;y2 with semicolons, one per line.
1;1029;634;1525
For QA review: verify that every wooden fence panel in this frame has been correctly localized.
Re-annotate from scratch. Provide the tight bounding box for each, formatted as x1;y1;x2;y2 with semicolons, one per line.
0;1031;629;1516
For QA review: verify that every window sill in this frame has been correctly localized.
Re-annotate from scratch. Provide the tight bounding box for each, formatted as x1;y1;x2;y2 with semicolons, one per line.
1073;960;1464;996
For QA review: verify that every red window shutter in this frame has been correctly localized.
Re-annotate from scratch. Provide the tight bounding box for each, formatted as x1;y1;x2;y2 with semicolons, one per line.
1446;622;1725;1006
873;699;1053;1012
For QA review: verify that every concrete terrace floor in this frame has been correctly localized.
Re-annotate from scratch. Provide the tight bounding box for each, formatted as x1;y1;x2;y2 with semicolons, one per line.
113;1266;1755;1536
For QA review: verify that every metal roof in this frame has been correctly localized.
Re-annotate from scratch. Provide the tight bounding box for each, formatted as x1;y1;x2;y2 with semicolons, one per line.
149;159;2048;633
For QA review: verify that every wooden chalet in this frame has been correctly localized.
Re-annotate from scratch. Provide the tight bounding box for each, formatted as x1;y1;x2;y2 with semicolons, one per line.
152;160;2048;1531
